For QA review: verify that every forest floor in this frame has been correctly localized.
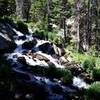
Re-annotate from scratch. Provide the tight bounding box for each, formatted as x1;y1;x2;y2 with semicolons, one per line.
66;45;100;68
73;52;100;67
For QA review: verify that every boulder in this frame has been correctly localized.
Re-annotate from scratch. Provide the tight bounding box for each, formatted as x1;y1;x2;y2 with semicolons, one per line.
59;57;69;65
0;20;19;53
38;42;65;56
53;44;65;56
0;33;16;53
39;42;55;55
79;73;94;84
18;36;26;40
52;85;63;94
17;57;27;65
22;39;37;49
0;17;18;30
0;24;14;40
31;53;49;62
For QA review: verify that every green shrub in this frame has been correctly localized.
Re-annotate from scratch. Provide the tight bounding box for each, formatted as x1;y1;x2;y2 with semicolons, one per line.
46;63;73;85
34;21;45;30
83;58;96;71
33;30;57;41
17;21;28;34
46;64;58;78
40;30;48;40
53;36;64;46
48;32;56;41
26;65;47;76
43;31;48;39
60;69;73;85
34;30;47;40
0;17;13;23
93;67;100;81
87;82;100;100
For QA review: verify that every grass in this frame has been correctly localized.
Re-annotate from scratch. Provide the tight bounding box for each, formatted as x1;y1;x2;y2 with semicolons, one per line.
73;52;100;68
86;82;100;99
66;46;100;68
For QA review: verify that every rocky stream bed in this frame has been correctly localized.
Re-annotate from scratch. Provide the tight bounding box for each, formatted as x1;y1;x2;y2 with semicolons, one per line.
0;19;91;100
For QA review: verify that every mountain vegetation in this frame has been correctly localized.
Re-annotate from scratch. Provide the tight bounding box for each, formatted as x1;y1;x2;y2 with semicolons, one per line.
0;0;100;100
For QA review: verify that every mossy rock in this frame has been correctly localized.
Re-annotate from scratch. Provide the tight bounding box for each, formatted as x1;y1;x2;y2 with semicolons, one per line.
17;21;28;34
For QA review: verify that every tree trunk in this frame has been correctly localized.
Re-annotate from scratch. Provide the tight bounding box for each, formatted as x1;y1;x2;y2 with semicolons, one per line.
95;0;100;51
86;0;93;49
60;0;68;43
47;0;52;32
63;18;67;42
15;0;32;21
75;0;82;52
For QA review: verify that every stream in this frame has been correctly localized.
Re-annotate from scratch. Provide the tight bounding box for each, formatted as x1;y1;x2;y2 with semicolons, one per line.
4;26;89;99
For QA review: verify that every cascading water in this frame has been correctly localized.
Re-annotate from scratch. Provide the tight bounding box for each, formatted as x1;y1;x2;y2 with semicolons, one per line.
73;77;89;89
4;25;89;99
